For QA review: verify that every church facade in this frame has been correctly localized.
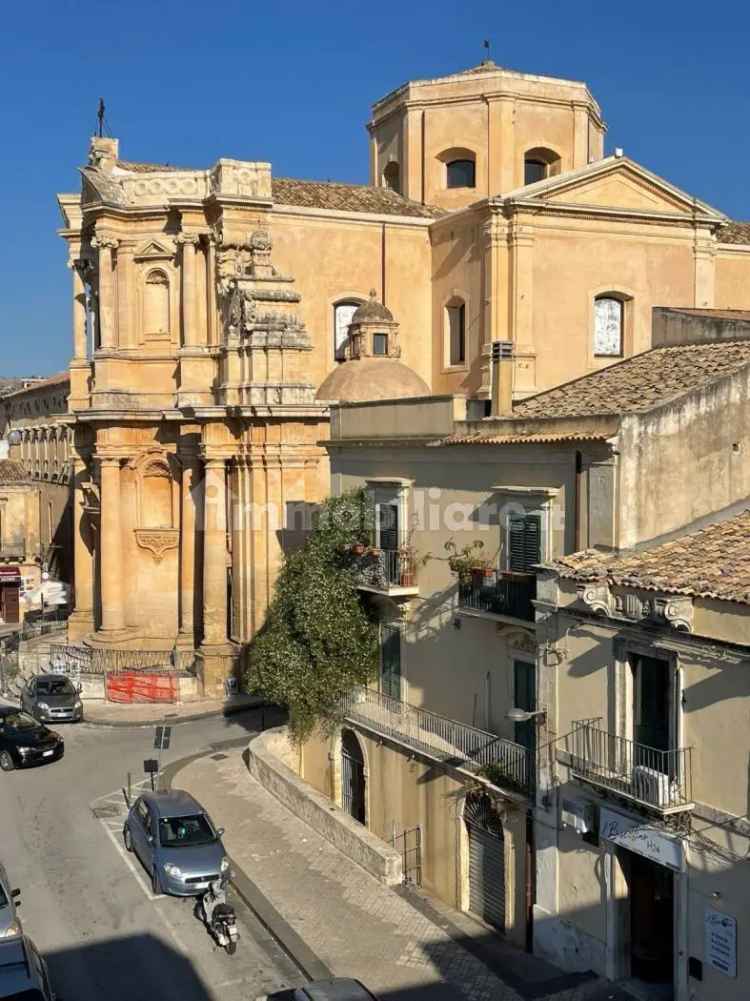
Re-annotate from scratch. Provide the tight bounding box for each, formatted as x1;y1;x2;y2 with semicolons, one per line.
56;59;750;693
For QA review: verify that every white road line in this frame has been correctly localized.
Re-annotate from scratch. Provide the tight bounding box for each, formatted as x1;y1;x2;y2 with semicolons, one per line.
100;820;165;903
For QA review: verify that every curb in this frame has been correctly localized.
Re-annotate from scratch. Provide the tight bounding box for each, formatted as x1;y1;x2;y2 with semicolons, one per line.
80;698;274;728
161;742;331;983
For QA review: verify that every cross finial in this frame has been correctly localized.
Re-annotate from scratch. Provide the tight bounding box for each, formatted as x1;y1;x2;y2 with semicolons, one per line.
97;98;105;138
482;39;491;62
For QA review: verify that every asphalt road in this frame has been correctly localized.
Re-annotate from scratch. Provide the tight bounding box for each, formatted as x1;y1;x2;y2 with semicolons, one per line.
0;708;302;1001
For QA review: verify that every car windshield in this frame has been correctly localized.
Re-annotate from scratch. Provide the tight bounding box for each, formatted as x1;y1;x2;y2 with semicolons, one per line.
0;884;7;907
158;813;216;847
36;678;75;696
1;712;42;732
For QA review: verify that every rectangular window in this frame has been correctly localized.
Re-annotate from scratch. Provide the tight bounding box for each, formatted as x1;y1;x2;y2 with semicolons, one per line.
373;332;388;356
448;304;465;365
381;623;402;700
334;302;359;361
508;513;542;572
631;655;670;754
513;659;536;754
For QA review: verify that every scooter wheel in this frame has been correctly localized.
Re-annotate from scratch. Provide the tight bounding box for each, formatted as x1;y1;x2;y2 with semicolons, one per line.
225;940;237;956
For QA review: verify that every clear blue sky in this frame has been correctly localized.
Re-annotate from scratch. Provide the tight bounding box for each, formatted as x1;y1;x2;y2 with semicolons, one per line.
2;0;748;376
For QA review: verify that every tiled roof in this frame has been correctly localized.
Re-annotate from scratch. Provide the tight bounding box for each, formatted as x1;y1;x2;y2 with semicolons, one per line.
0;460;28;484
550;510;750;605
271;177;441;218
719;221;750;245
512;341;750;419
3;372;69;398
435;431;611;446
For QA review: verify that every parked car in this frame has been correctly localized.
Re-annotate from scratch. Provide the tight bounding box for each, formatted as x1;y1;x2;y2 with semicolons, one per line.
259;981;379;1000
20;673;83;724
0;709;64;772
123;789;229;897
0;934;55;1000
0;864;21;940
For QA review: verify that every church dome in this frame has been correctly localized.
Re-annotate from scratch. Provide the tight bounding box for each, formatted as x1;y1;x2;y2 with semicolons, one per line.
316;357;429;403
351;289;393;324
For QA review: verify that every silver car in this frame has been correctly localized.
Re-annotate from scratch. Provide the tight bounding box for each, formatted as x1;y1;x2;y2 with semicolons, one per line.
0;864;21;941
20;674;83;724
123;789;229;896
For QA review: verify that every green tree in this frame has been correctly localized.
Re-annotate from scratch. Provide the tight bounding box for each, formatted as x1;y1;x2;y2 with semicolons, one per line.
244;490;379;741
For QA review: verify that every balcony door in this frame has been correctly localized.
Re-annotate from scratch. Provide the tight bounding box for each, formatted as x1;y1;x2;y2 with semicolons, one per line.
381;623;402;701
513;658;536;756
374;488;401;586
508;513;542;572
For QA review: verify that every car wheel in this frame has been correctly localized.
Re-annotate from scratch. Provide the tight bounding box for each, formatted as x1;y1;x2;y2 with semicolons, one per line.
123;826;133;853
151;867;161;895
0;751;15;772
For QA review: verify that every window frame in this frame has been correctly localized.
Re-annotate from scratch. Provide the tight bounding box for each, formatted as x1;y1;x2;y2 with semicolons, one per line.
332;298;363;363
593;294;626;358
372;332;389;356
446;158;476;190
383;161;400;193
443;294;469;372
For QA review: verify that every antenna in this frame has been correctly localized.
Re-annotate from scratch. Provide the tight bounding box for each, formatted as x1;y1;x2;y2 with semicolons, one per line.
483;38;491;62
97;98;105;138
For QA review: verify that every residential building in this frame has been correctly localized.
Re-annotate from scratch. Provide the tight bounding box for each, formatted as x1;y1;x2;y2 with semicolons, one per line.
298;308;750;963
536;512;750;1001
54;59;750;694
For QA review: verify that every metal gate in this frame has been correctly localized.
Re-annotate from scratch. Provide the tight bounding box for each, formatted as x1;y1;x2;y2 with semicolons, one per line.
465;793;505;931
341;729;366;824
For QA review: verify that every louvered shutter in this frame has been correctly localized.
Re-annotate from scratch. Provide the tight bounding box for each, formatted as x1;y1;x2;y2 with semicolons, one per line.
508;514;541;572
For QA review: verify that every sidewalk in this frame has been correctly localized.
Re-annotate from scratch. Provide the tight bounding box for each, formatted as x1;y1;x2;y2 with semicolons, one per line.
81;692;269;726
172;745;634;1001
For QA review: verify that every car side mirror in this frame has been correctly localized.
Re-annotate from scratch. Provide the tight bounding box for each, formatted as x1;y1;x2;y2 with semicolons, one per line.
11;889;20;898
217;828;225;837
147;834;154;844
76;683;82;694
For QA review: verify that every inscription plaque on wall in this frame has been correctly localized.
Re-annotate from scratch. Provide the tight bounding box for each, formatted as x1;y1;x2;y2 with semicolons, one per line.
705;909;737;978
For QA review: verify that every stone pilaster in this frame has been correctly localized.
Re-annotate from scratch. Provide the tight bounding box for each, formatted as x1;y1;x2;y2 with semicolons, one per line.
68;457;96;641
92;234;119;349
97;455;127;635
176;445;201;650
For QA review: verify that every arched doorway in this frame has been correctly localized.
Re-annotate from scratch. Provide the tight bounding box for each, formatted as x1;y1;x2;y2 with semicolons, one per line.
465;792;505;931
341;729;366;824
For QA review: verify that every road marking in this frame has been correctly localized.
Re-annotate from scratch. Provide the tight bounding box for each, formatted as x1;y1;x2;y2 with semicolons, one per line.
99;815;166;902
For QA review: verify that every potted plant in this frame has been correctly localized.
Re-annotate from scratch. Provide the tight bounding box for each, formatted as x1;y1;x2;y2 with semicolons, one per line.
444;539;493;585
398;542;417;587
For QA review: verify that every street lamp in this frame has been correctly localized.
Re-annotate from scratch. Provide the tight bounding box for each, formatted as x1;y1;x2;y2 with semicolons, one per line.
506;706;547;725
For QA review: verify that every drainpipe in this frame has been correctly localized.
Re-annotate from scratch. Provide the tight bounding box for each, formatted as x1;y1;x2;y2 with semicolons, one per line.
574;450;583;552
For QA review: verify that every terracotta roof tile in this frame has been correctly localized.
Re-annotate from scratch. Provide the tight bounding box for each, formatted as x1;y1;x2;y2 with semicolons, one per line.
3;372;69;398
435;431;611;446
271;177;442;219
513;341;750;419
0;460;28;484
719;221;750;245
551;510;750;605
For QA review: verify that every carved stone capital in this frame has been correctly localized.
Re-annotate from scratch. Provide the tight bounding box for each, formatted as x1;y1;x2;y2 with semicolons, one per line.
577;581;612;616
176;232;202;247
656;595;694;633
91;234;119;252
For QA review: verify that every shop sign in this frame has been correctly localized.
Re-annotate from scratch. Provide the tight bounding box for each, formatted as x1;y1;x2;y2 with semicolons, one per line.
599;807;684;872
705;909;736;978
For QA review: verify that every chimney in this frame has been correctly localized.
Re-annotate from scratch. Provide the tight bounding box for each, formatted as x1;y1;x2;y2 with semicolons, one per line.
88;136;119;172
490;340;514;416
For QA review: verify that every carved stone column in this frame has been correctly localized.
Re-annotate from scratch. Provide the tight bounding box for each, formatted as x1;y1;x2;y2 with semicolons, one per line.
178;233;201;347
177;447;201;649
197;455;235;696
92;234;118;349
98;456;126;634
71;260;88;360
201;457;228;645
68;457;95;641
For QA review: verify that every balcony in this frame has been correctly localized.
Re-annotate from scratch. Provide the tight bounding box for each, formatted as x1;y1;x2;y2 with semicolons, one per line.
352;547;419;597
341;685;532;795
568;721;693;815
459;570;536;623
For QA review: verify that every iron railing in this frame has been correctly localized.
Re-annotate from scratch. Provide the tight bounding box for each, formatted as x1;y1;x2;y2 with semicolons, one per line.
342;685;531;793
459;570;536;622
46;644;195;676
353;549;417;591
568;721;693;813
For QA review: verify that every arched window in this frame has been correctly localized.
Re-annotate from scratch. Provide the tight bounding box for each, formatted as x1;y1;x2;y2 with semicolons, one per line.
333;299;362;361
144;270;170;337
383;161;400;194
594;295;625;357
523;147;561;186
445;297;466;366
446;159;476;189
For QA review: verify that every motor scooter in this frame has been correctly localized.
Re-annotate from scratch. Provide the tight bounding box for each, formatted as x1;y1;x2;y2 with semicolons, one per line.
198;874;240;955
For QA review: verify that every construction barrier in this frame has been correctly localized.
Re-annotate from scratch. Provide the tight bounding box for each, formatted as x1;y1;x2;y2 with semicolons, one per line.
105;672;179;704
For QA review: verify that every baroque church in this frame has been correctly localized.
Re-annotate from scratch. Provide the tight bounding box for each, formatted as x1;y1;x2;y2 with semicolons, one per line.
56;58;750;693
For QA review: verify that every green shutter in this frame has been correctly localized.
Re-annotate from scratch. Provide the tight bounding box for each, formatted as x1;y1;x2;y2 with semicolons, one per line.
509;514;541;572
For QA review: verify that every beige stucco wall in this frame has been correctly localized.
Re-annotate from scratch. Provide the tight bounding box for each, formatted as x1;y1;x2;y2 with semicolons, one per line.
715;248;750;309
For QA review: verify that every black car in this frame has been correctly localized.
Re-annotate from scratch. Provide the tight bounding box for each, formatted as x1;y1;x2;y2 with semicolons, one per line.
20;673;83;724
0;709;64;772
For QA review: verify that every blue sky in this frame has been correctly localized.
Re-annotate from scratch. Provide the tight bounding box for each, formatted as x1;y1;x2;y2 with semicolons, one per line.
2;0;749;376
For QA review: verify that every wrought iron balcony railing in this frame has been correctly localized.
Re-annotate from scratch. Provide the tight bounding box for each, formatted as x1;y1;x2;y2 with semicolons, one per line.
568;721;693;814
342;685;532;794
352;548;418;594
459;570;536;622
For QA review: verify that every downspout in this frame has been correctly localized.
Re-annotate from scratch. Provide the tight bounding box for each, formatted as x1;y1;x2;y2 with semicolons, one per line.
574;450;583;552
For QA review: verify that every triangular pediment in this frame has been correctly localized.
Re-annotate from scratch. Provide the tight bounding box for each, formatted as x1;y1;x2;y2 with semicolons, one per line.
134;239;175;261
508;157;726;221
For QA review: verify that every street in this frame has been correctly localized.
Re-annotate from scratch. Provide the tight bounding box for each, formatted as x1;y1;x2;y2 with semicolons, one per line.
0;708;302;1001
